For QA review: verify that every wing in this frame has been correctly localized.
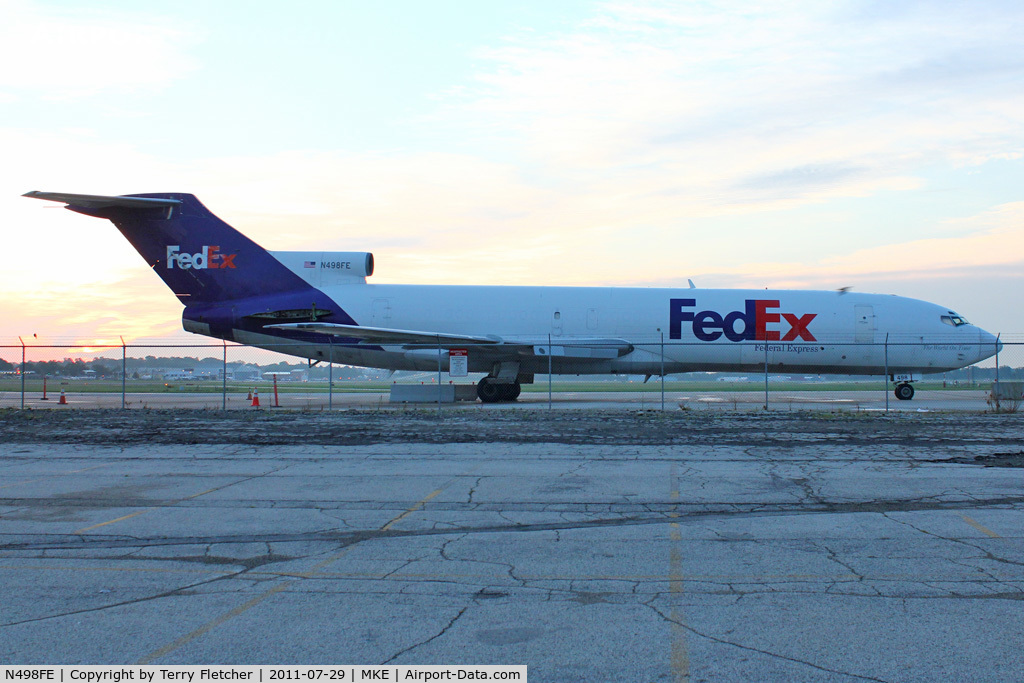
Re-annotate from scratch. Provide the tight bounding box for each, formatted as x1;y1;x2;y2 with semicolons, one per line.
265;322;502;347
266;322;634;358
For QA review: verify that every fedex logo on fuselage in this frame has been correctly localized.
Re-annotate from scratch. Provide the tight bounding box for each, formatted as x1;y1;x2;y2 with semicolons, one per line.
166;245;236;270
670;299;817;342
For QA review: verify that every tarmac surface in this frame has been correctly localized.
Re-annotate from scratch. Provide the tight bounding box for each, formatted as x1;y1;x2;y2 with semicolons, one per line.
0;386;1001;412
2;410;1024;681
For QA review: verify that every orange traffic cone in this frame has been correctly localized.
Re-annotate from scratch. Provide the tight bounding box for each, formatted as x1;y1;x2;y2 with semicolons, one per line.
251;390;260;408
58;389;67;405
246;388;253;400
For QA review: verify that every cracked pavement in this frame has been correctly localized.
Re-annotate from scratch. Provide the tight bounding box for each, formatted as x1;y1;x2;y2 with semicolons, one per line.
1;411;1023;681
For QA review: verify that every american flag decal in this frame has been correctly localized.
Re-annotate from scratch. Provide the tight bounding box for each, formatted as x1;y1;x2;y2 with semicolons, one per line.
303;261;316;268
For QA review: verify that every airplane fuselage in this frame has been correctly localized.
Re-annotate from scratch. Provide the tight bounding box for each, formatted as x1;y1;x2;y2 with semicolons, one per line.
185;283;998;377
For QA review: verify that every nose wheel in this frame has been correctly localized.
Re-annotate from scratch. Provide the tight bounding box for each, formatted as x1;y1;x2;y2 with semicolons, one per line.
894;383;915;401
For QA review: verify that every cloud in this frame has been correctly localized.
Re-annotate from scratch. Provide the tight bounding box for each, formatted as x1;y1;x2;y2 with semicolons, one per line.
0;0;198;98
735;164;867;193
819;202;1024;275
5;1;1024;343
635;201;1024;292
447;1;1024;199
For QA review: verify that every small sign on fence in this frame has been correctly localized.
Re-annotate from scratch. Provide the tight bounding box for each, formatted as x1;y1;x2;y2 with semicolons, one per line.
449;348;468;377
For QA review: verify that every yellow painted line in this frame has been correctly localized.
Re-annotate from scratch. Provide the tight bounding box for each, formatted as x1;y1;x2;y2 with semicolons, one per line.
381;488;443;531
669;540;688;682
0;565;892;581
137;542;360;665
138;582;291;664
669;465;689;683
3;463;205;533
959;514;1001;538
183;487;220;500
74;484;232;535
0;565;228;576
137;485;449;664
67;464;115;474
273;570;864;582
0;478;47;491
73;510;150;534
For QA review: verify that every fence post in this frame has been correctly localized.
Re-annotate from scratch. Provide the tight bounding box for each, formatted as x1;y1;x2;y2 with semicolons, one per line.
660;330;665;411
18;335;25;409
328;336;333;411
436;335;442;415
120;336;126;409
995;333;1003;387
222;340;227;411
548;333;552;410
884;333;889;413
763;340;769;410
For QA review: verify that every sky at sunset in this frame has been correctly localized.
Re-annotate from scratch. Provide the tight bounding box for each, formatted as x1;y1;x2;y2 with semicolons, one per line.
2;0;1023;354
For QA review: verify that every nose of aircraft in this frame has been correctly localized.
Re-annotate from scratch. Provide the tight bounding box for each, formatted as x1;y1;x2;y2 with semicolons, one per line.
978;328;1002;355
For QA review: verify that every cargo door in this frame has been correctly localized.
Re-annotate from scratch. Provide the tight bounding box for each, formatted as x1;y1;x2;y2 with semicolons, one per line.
552;309;563;336
854;305;875;342
854;304;876;364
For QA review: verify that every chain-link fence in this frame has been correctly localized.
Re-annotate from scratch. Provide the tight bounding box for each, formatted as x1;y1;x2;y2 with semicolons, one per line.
0;336;1020;412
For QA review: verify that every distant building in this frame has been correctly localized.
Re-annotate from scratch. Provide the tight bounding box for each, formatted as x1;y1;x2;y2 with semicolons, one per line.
227;365;261;382
262;369;308;382
161;369;194;381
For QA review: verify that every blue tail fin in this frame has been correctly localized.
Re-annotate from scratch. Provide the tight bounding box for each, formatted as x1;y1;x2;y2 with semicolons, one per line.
38;192;315;304
24;191;361;342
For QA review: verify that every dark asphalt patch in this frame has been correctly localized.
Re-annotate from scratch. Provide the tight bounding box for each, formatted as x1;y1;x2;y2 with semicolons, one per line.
927;451;1024;467
2;408;1023;447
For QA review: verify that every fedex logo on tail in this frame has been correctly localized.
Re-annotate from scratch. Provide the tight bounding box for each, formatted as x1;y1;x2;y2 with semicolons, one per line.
670;299;816;342
166;245;236;270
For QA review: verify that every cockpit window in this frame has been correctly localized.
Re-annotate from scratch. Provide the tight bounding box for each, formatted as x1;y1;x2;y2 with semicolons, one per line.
941;314;969;327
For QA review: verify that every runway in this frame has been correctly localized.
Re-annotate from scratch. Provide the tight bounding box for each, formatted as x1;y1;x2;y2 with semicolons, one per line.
1;412;1023;680
0;387;999;412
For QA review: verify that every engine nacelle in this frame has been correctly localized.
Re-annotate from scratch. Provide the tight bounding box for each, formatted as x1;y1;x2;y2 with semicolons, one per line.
271;251;374;286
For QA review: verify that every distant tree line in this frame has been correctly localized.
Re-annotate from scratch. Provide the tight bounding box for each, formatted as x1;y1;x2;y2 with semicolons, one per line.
0;357;118;377
0;355;377;380
1;355;1021;382
936;365;1024;382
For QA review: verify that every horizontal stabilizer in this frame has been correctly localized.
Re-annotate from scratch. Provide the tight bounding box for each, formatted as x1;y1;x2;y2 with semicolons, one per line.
23;191;181;209
267;322;502;347
24;190;319;304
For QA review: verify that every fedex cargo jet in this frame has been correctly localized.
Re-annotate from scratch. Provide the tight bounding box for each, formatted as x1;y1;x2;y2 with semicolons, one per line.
24;191;1000;402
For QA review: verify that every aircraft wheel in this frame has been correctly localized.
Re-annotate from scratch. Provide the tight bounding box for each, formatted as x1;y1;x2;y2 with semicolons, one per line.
478;379;521;402
894;383;915;401
499;382;521;401
477;378;502;403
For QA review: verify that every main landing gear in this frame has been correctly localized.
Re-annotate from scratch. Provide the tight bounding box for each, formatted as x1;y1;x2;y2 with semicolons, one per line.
894;383;915;401
477;363;528;403
476;377;521;403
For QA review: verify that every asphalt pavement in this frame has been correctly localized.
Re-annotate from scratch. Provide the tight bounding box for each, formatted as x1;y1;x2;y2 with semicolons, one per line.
1;412;1023;681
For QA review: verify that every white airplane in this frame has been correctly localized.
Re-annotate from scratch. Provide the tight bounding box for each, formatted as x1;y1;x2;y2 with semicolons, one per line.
24;191;1000;402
